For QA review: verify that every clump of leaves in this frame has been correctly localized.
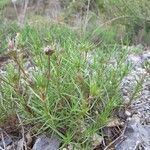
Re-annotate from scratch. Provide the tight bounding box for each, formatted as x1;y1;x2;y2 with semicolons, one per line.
0;24;131;149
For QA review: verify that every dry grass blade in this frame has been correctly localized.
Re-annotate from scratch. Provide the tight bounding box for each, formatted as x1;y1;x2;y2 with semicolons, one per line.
16;114;27;150
104;123;127;150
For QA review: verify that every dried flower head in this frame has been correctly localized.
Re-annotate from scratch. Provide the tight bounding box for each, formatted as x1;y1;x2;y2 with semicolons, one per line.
43;46;54;56
8;38;15;50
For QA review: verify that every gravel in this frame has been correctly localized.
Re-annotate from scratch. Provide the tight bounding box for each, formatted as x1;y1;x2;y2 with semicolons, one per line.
117;48;150;150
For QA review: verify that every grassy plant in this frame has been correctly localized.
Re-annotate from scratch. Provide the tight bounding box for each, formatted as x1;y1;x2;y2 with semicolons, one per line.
99;0;150;44
0;22;132;149
0;0;10;10
0;20;20;53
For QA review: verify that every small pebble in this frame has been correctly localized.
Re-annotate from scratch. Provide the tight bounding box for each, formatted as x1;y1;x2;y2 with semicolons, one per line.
125;110;132;117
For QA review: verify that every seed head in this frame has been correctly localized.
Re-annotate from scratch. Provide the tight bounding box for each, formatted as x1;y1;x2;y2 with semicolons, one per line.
43;46;54;56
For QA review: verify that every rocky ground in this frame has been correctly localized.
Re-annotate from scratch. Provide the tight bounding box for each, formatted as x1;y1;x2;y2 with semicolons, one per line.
116;48;150;150
0;46;149;150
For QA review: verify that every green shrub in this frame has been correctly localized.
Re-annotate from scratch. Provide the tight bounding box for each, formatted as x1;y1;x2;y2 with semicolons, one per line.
0;23;131;149
101;0;150;44
0;0;10;10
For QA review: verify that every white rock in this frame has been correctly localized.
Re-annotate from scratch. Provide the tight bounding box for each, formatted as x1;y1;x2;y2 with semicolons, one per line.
32;135;60;150
125;110;132;117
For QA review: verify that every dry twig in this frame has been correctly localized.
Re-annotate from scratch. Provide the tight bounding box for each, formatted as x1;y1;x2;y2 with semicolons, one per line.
104;123;127;150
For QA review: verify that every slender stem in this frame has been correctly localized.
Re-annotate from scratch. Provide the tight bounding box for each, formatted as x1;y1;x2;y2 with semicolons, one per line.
48;55;51;81
127;74;146;107
46;55;51;91
12;0;19;21
15;58;29;79
83;0;91;33
43;56;51;110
